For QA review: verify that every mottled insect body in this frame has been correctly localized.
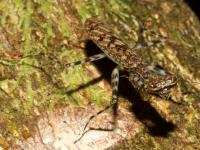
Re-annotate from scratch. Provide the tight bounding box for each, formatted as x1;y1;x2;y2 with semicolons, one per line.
85;19;177;100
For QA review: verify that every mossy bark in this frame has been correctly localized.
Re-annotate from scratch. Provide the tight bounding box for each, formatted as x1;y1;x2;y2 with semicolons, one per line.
0;0;199;149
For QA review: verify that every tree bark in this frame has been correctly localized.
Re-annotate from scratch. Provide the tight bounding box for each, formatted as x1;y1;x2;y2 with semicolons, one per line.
0;0;199;149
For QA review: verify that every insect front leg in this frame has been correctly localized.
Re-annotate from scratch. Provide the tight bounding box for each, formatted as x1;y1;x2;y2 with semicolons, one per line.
74;67;120;143
111;67;120;105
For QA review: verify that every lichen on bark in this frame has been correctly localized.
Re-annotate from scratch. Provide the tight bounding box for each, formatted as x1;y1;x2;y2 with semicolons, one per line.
0;0;200;149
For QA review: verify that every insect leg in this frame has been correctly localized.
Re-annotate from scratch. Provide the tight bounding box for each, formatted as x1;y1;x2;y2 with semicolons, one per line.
147;65;167;76
111;67;119;105
132;37;167;50
83;67;119;130
74;67;120;143
65;53;106;68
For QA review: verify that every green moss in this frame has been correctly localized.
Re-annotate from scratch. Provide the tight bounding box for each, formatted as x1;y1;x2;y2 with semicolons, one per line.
108;0;130;18
33;0;53;18
60;49;109;106
76;0;93;22
0;0;77;147
0;0;200;149
59;20;71;37
23;1;33;55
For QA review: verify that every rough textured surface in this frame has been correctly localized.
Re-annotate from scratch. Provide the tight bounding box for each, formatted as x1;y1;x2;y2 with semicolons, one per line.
0;0;200;149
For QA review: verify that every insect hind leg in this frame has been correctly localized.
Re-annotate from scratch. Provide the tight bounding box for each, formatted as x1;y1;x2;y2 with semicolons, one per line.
65;53;106;68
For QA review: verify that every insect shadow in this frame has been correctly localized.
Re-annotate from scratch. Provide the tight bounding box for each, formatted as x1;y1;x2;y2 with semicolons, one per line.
68;39;176;137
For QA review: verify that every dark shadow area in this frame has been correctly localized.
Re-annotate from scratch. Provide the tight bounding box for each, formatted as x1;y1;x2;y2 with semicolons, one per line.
83;40;176;137
131;96;175;136
84;40;117;82
117;72;175;137
184;0;200;20
66;76;103;95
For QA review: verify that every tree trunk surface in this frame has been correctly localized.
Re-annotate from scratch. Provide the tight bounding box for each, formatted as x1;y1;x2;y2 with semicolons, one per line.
0;0;199;149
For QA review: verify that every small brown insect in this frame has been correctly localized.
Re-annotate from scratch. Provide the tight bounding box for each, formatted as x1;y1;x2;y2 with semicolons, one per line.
66;18;178;142
85;18;177;100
